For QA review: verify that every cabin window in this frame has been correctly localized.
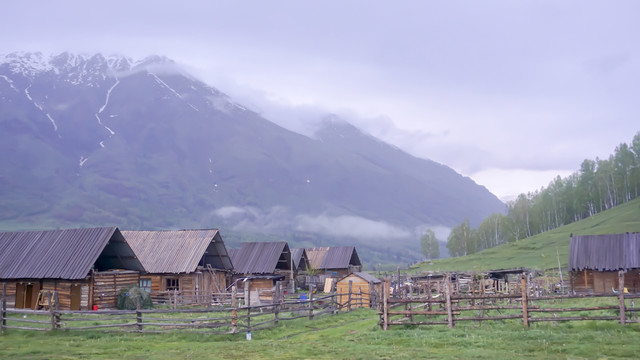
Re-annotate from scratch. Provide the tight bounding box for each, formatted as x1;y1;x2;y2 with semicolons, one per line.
139;278;151;293
166;278;179;291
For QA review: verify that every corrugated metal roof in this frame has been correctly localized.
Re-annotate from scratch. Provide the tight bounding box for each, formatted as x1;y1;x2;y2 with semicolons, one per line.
0;227;143;280
348;272;382;284
306;246;361;270
229;242;291;274
122;229;233;274
569;233;640;271
291;248;308;271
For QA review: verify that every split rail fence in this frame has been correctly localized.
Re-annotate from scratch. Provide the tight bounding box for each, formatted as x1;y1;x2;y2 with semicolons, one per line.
380;270;640;330
0;283;372;334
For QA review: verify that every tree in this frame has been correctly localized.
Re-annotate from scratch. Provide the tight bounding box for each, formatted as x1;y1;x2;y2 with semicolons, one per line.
446;219;475;257
420;228;440;260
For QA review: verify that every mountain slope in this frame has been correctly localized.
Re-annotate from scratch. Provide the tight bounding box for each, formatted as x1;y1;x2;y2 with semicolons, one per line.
0;52;505;264
411;196;640;272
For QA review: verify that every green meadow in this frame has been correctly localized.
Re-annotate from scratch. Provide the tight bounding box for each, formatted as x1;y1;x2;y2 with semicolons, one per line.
1;308;640;359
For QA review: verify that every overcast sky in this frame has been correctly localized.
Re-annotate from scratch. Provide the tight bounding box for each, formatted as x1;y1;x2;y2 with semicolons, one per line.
3;1;639;201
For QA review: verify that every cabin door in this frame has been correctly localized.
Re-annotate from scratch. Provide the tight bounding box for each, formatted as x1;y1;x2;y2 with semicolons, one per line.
593;272;617;293
70;284;82;310
16;283;40;309
15;283;25;308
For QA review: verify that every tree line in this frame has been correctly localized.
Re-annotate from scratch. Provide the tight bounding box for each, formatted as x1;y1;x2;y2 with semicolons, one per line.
443;131;640;258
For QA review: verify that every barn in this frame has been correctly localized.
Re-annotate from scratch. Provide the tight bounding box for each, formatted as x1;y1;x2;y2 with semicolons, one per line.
0;227;144;310
122;229;234;304
336;272;382;309
569;233;640;294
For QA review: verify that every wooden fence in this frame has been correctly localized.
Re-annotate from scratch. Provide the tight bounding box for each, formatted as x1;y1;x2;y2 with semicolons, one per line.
380;271;640;330
0;283;372;334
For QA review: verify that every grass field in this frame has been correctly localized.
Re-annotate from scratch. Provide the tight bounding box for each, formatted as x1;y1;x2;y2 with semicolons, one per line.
2;308;640;359
411;197;640;273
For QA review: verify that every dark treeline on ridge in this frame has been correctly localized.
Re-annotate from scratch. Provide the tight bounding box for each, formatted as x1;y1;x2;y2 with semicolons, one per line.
446;131;640;257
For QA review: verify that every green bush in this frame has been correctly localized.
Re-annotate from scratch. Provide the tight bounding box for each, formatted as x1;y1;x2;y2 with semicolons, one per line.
116;285;153;310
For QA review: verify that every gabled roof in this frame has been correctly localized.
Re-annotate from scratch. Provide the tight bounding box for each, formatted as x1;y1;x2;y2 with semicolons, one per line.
306;246;361;270
122;229;233;274
339;271;382;284
291;248;309;271
0;227;143;280
229;242;291;274
569;233;640;271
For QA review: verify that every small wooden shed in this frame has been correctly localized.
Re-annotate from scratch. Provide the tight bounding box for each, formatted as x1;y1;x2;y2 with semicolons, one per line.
122;229;234;305
0;227;144;310
336;272;382;309
569;233;640;294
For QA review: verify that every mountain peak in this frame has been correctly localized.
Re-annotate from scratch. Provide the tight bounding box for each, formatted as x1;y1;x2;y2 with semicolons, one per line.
0;52;181;80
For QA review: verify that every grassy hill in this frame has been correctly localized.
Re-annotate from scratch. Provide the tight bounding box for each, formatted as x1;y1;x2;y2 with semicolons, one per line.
410;196;640;273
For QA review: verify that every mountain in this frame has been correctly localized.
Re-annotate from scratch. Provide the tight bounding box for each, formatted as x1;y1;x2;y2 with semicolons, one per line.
0;52;505;265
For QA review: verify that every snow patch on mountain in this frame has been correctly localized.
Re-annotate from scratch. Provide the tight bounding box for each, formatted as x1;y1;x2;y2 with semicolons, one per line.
0;52;53;77
25;85;58;132
0;75;17;91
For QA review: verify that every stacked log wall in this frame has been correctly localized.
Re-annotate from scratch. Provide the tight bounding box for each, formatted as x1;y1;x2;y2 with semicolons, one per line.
92;271;139;309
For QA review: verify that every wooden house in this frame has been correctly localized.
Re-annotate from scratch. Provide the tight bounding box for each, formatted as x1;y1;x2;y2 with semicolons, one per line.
569;233;640;294
0;227;144;310
228;242;293;302
122;229;234;304
336;272;382;309
305;246;362;278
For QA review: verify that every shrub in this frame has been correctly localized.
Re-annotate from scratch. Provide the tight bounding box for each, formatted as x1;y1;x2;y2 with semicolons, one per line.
117;285;153;310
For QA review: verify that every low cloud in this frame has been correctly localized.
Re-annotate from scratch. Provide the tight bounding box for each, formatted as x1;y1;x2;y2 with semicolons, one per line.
213;206;251;218
295;214;412;240
211;205;420;241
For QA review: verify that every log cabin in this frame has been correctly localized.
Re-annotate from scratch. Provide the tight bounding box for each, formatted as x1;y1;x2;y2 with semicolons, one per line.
122;229;234;305
0;227;143;310
228;242;293;302
305;246;362;278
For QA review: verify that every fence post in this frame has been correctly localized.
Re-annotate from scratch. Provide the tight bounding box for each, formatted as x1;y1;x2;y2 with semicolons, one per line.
521;273;529;328
246;282;251;332
173;289;178;310
619;270;626;326
382;279;389;330
48;292;55;331
274;281;280;326
308;284;314;320
446;275;454;328
2;282;7;331
136;297;142;332
231;285;237;334
54;291;60;329
347;281;352;312
427;282;432;313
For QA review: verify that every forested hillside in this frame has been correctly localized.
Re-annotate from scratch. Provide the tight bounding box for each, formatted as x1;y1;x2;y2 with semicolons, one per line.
413;195;640;273
445;131;640;257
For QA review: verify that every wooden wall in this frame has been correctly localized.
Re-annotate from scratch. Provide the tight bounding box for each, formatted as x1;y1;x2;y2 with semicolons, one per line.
145;270;229;305
571;269;640;294
1;282;17;308
93;270;140;310
3;279;90;310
